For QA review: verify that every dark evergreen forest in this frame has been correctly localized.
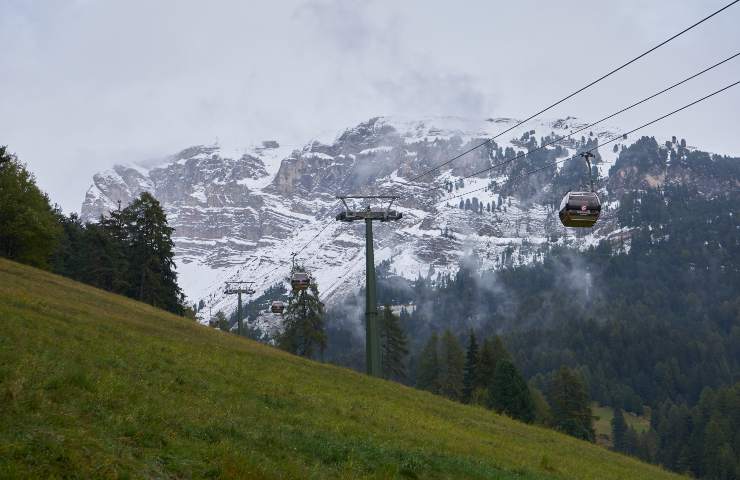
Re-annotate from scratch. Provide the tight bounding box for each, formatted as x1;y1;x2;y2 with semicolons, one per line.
322;147;739;477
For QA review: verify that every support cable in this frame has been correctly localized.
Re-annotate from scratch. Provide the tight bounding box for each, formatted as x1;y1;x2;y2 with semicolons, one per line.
407;0;740;183
416;51;740;195
435;80;740;205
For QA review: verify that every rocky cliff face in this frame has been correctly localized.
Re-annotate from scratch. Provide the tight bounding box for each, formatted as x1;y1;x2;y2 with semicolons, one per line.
81;116;736;326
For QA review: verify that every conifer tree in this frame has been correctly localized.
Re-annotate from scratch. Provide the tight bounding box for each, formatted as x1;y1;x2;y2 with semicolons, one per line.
488;359;535;423
462;330;480;403
97;203;131;294
213;311;229;332
611;407;628;452
439;330;465;401
416;332;440;394
478;335;511;390
278;265;326;358
119;192;182;313
82;222;129;293
380;305;409;381
530;384;552;425
50;212;86;279
549;366;595;441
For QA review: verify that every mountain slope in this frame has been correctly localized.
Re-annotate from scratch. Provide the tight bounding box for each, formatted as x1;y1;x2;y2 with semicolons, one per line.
79;116;625;318
0;258;683;479
79;116;735;339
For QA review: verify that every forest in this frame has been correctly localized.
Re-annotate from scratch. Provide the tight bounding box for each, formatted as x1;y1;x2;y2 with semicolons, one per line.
3;135;738;479
0;146;185;315
321;179;739;478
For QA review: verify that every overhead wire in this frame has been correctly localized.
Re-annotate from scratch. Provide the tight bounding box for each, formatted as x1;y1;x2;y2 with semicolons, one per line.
435;79;740;205
406;0;740;184
227;0;740;305
415;51;740;195
319;251;364;302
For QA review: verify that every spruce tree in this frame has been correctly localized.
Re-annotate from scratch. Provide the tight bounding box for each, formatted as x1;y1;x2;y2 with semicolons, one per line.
50;212;86;279
278;265;326;358
439;330;465;401
119;193;182;313
549;366;595;441
416;332;440;394
462;330;480;403
488;359;535;423
213;311;229;332
478;336;511;390
611;407;628;452
82;222;129;293
530;385;552;425
97;203;131;293
380;305;409;381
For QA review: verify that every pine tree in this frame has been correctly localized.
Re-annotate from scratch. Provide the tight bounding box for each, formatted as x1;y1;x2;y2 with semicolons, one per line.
478;336;511;390
0;147;61;268
462;330;480;403
278;265;326;358
82;222;129;293
530;385;552;425
439;330;465;401
96;204;131;293
549;366;595;441
213;310;229;331
611;407;628;452
50;211;86;279
488;359;535;423
416;332;440;394
380;305;409;381
119;193;182;313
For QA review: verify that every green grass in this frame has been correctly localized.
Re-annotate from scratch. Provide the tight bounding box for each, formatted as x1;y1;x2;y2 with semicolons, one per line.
0;259;684;479
592;403;651;446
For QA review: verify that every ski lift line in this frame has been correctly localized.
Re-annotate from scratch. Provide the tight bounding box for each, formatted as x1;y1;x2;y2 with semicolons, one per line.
406;0;740;184
435;79;740;205
293;218;334;257
291;200;343;259
319;250;364;301
415;50;740;195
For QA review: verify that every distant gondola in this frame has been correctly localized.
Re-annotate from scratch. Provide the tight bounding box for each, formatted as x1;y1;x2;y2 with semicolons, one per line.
270;300;285;314
559;151;601;228
291;272;310;291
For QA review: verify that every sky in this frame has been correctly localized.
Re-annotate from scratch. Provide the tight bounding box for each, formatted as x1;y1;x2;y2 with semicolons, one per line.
2;0;739;213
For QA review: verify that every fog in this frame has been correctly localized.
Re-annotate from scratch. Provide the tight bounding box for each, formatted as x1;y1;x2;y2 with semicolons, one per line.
2;0;739;212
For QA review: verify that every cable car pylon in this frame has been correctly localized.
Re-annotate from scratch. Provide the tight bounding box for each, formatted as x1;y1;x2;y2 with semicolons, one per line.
224;281;255;336
336;195;402;377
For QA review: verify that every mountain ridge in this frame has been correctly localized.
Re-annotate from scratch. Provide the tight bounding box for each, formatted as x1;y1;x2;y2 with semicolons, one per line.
79;115;734;331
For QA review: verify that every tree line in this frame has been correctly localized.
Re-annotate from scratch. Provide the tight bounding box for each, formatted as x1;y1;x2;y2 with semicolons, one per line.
414;329;595;439
1;146;185;314
610;382;740;479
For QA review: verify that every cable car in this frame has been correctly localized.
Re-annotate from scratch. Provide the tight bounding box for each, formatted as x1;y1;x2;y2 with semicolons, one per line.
270;301;285;314
291;272;310;291
559;191;601;227
559;151;601;228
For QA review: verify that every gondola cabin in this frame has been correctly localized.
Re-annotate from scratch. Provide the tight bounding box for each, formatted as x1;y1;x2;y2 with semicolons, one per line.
270;301;285;314
559;191;601;228
291;272;310;291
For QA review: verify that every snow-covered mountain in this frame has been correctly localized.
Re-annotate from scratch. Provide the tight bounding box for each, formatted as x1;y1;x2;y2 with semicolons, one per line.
80;115;729;326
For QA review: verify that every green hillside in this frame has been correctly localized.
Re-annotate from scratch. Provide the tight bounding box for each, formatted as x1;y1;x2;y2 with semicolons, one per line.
0;259;683;479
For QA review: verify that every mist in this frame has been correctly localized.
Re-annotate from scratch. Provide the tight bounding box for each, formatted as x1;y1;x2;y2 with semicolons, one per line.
2;0;739;213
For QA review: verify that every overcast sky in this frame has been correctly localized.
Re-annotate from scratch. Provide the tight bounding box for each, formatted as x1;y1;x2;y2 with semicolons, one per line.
2;0;739;212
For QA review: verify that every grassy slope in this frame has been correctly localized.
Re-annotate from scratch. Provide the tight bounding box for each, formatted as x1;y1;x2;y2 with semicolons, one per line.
0;259;683;479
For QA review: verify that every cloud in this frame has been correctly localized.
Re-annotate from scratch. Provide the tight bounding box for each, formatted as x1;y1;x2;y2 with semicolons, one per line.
1;0;738;213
